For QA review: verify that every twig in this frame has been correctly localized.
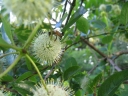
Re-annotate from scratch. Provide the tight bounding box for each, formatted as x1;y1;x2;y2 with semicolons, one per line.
62;0;68;18
81;37;122;71
65;41;80;50
107;58;122;71
81;37;107;57
64;32;120;51
0;52;18;59
88;64;99;75
44;64;55;81
112;51;128;60
80;0;84;6
65;0;76;25
86;32;115;39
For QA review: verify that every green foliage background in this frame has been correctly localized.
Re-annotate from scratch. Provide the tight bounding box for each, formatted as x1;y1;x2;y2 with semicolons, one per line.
0;0;128;96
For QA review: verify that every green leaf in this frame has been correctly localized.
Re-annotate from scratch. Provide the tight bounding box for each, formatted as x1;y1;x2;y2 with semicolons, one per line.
102;35;113;44
62;6;86;32
62;27;74;41
63;66;80;80
61;57;78;71
1;15;14;44
92;20;106;29
16;71;33;82
76;17;89;33
66;40;72;45
98;70;128;96
75;89;85;96
82;73;102;94
120;2;128;25
13;81;35;95
73;73;85;85
92;73;102;86
13;86;30;96
0;36;12;48
1;75;13;82
28;74;38;83
25;57;33;70
15;28;31;42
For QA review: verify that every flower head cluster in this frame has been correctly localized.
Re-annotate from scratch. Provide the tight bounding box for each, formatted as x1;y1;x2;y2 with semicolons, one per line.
32;79;73;96
32;32;62;65
2;0;54;26
99;4;106;11
112;5;121;15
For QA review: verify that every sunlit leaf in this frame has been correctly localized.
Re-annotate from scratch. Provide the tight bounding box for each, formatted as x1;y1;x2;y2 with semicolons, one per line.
1;15;14;44
102;35;113;44
62;6;86;32
0;36;12;48
76;17;89;33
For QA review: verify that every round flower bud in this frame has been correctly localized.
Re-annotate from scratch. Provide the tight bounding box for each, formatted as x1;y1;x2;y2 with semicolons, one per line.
112;5;121;15
99;4;106;11
32;32;62;65
100;11;108;17
32;80;73;96
2;0;54;26
89;38;95;44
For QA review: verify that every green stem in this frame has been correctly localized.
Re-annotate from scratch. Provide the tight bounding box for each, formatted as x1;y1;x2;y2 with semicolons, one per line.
25;54;48;93
9;45;21;51
23;24;40;49
0;54;22;78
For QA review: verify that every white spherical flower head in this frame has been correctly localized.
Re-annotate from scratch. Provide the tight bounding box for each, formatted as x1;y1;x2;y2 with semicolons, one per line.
99;4;106;11
2;0;54;26
0;91;4;96
112;5;121;15
32;32;62;65
32;80;73;96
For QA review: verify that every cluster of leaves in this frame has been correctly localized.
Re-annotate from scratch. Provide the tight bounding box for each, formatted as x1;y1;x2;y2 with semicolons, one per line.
0;0;128;96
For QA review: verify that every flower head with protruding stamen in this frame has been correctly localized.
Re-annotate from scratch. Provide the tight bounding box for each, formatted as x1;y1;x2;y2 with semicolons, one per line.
2;0;54;26
32;32;62;65
32;79;74;96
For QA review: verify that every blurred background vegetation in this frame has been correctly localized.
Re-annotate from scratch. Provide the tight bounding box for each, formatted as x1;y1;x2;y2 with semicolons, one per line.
0;0;128;96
